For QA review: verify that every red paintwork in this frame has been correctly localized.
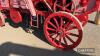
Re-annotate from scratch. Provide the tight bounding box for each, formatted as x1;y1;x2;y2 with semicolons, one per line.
0;18;3;26
10;9;22;24
0;0;100;50
75;14;88;26
75;0;100;14
80;0;89;7
44;12;83;50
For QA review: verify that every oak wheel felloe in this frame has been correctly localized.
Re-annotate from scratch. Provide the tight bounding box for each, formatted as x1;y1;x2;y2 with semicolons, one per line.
44;12;83;50
53;0;75;13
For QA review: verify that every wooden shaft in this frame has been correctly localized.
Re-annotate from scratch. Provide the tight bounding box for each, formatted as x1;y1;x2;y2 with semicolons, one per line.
94;10;100;25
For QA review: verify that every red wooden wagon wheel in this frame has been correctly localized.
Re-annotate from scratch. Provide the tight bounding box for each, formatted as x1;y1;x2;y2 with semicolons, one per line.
44;12;83;50
10;9;22;24
53;0;76;13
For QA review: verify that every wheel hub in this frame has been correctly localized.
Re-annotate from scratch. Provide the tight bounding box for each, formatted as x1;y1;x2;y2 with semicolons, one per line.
57;28;65;37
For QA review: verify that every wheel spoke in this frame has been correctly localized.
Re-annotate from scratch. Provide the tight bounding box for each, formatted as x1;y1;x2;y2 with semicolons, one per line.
53;17;59;27
47;27;56;31
53;34;59;41
60;17;63;27
49;33;56;36
64;21;72;29
48;21;57;29
69;33;79;37
65;9;72;13
65;2;72;8
66;31;79;37
66;35;75;43
56;4;63;9
63;37;68;45
67;26;76;31
58;35;62;45
62;0;66;5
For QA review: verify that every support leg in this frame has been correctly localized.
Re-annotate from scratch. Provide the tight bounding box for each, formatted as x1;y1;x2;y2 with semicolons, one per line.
0;11;6;26
94;11;100;25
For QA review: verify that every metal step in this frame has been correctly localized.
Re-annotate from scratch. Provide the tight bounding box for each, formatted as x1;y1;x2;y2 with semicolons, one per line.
32;17;38;28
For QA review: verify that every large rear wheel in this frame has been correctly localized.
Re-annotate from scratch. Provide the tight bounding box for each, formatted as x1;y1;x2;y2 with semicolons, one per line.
44;12;83;50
